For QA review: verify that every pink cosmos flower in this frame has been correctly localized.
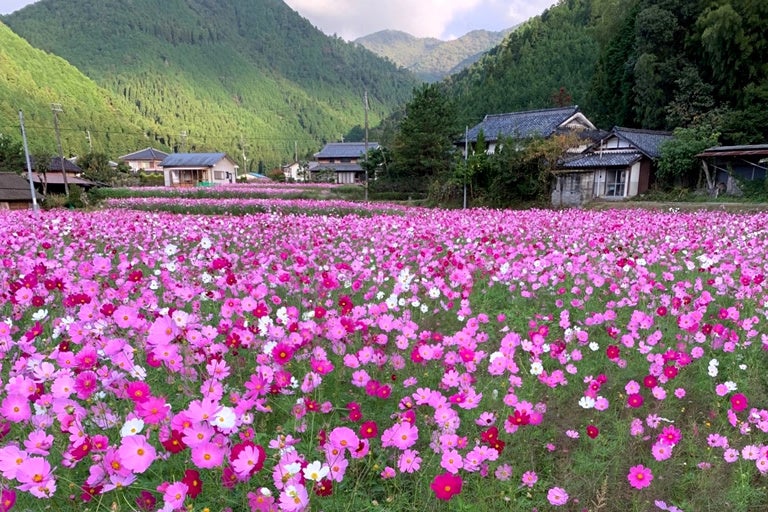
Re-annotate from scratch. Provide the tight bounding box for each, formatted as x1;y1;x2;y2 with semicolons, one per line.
651;441;673;461
161;481;188;510
440;449;463;474
0;394;31;423
521;470;538;487
547;487;569;506
16;456;56;498
0;445;27;479
279;485;309;511
329;427;359;453
190;441;225;469
627;464;653;489
398;449;422;473
117;435;157;474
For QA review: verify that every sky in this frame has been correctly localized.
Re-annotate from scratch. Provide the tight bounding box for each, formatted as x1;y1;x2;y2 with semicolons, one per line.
1;0;557;40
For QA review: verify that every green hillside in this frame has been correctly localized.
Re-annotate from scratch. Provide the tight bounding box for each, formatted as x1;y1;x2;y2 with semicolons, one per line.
356;29;512;83
0;21;156;157
3;0;419;168
445;0;768;144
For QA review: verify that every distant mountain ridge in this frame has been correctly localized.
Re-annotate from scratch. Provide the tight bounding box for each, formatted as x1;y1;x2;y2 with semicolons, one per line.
355;28;514;82
3;0;419;167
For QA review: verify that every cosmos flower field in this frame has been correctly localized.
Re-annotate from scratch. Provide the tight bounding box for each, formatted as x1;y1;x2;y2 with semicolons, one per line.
1;201;768;511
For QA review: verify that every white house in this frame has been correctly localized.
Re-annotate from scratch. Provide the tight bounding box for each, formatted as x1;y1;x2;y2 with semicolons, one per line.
118;147;169;174
552;127;673;206
160;153;238;187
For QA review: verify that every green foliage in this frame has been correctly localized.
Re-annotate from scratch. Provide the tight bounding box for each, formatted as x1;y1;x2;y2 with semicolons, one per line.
389;84;459;192
657;126;720;188
3;0;418;168
0;132;24;173
446;0;600;124
78;152;117;184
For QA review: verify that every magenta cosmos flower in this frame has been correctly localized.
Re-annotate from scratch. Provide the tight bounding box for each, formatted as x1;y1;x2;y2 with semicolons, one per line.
627;464;654;489
430;472;462;501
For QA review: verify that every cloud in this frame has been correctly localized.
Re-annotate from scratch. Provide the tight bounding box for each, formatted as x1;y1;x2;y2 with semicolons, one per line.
284;0;485;40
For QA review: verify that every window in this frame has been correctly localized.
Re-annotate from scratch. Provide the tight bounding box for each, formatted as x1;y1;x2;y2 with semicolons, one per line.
604;169;626;197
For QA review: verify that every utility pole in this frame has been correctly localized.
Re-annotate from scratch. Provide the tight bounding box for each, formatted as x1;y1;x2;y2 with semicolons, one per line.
51;103;70;197
86;130;93;152
364;89;369;202
180;130;188;152
463;126;468;209
239;135;247;179
19;111;39;214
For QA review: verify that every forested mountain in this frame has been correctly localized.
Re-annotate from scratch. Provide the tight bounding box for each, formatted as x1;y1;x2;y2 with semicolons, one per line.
3;0;419;168
0;22;151;156
355;29;513;83
445;0;768;144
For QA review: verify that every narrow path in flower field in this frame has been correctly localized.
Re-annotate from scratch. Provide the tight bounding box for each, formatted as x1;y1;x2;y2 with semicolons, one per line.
1;207;768;511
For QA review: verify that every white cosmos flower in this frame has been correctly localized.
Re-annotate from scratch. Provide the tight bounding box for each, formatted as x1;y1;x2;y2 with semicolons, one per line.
211;406;237;429
164;243;178;256
200;237;212;249
529;362;544;376
302;461;329;482
120;418;145;437
32;309;48;321
578;396;596;409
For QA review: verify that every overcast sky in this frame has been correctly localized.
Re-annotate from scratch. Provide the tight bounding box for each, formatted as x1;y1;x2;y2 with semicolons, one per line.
1;0;557;40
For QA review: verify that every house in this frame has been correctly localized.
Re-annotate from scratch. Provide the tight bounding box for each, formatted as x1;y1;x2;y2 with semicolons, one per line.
696;145;768;195
119;147;169;174
0;172;39;210
552;127;673;207
462;106;599;155
28;156;99;194
310;142;379;184
282;162;306;182
160;153;238;187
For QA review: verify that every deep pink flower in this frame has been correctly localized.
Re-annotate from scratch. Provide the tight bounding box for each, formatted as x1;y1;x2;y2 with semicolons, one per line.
627;464;653;489
731;393;748;412
430;472;462;501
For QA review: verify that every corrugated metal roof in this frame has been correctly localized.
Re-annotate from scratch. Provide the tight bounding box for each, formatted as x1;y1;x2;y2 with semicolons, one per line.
560;152;642;169
161;153;228;167
697;145;768;158
314;142;379;159
466;106;580;142
612;127;673;159
119;147;169;161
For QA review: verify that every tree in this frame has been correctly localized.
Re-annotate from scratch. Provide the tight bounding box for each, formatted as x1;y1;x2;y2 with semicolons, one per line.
389;83;459;192
0;134;24;174
657;126;719;189
78;152;116;184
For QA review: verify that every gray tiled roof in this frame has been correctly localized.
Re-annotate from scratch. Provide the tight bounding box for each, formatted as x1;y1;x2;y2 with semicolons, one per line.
613;127;673;159
161;153;228;167
119;147;169;161
30;156;82;173
314;142;380;159
0;172;38;201
466;106;580;142
560;152;642;169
